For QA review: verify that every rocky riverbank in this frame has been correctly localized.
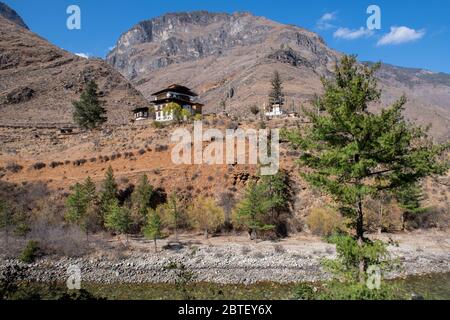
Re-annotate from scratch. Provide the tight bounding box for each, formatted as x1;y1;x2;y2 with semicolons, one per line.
1;231;449;284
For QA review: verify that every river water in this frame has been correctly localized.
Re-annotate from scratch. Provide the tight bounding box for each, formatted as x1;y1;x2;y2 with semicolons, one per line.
77;272;450;300
394;272;450;300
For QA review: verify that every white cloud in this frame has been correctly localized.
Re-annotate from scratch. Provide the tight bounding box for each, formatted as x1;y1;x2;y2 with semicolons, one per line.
108;46;116;51
321;12;336;22
316;11;337;30
377;26;425;46
75;53;89;59
333;27;374;40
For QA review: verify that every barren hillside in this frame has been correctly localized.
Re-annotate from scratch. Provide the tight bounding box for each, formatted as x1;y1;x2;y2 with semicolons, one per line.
0;118;448;230
0;15;147;126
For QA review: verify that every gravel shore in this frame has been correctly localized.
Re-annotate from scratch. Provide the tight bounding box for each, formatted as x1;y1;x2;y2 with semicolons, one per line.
1;231;449;284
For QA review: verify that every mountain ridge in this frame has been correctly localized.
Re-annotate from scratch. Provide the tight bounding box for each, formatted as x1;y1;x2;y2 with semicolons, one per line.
0;1;28;29
0;4;448;141
106;11;450;141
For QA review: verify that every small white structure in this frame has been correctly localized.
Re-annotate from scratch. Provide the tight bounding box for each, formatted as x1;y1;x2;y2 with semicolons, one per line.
133;107;150;121
265;103;283;117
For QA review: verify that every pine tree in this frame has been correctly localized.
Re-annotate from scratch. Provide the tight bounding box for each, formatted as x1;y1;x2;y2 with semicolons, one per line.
104;199;131;241
261;171;290;215
65;183;87;226
217;192;236;228
83;176;97;203
395;182;427;230
161;193;183;240
65;177;100;240
269;71;284;106
73;80;107;129
234;171;290;239
234;181;273;239
143;208;163;252
132;174;153;217
259;171;291;236
82;177;101;238
285;55;448;280
187;196;224;239
100;166;118;215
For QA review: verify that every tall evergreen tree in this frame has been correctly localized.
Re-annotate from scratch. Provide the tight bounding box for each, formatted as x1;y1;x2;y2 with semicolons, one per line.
261;171;290;215
72;80;107;129
104;199;131;241
260;171;291;236
285;55;448;280
217;192;236;228
100;166;118;215
82;176;101;237
65;183;87;226
161;193;183;240
234;181;274;239
132;174;153;217
143;208;163;252
83;176;97;203
234;171;290;239
269;71;284;106
395;182;427;230
65;177;100;240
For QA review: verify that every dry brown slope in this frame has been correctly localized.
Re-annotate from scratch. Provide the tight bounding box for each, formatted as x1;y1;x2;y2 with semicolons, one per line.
0;16;147;126
0;120;448;220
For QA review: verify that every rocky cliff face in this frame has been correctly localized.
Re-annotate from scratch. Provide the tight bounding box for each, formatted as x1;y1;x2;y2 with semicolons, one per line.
107;11;450;141
107;11;336;79
0;10;147;126
0;1;28;29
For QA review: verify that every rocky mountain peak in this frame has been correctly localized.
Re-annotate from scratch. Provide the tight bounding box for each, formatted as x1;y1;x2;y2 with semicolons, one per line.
106;10;333;82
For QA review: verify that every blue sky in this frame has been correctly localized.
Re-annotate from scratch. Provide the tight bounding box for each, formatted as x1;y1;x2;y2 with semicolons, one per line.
4;0;450;73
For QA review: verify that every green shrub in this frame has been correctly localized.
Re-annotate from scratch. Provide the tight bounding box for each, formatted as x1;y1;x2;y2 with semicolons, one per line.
6;162;23;173
187;196;224;238
316;281;401;300
364;199;403;233
294;281;401;300
14;222;31;237
31;162;46;170
152;121;164;129
294;283;317;300
19;240;40;263
306;207;348;237
323;235;394;283
249;105;260;115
